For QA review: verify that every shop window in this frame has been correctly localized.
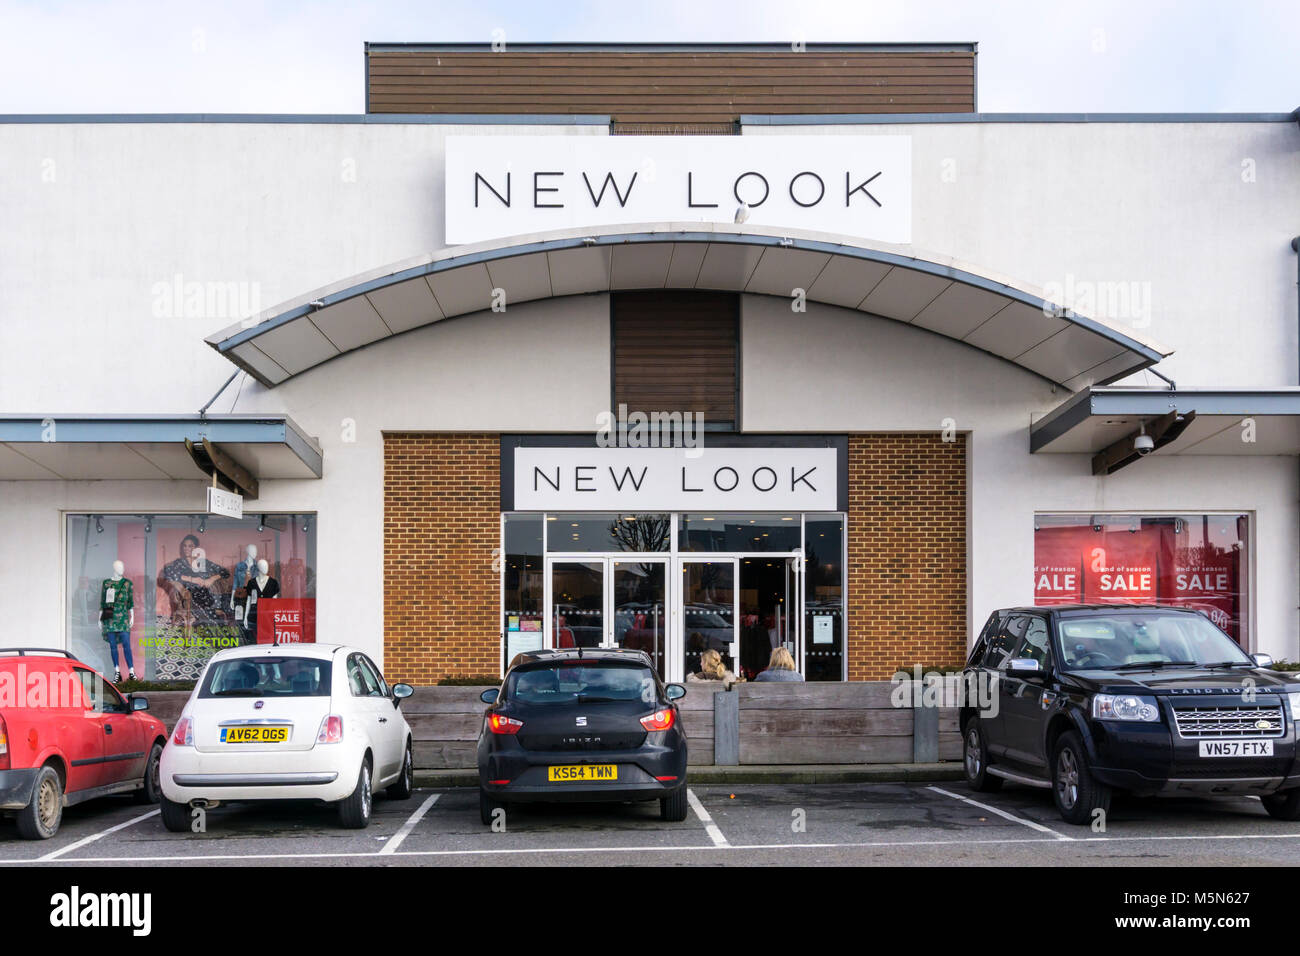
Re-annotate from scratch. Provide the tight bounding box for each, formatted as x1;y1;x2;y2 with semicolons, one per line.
66;513;317;681
678;513;801;553
503;514;544;665
545;513;671;552
803;515;845;681
1033;514;1249;645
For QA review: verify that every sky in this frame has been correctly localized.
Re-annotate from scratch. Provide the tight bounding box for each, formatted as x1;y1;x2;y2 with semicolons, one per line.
0;0;1296;114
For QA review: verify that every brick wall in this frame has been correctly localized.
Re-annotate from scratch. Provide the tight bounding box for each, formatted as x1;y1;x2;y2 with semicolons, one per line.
383;433;500;684
382;432;966;684
846;434;968;680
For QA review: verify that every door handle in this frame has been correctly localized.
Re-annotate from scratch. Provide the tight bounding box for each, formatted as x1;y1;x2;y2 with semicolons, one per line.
104;724;114;735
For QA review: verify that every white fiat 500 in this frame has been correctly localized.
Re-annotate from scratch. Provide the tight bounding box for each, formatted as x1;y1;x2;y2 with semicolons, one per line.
160;643;415;830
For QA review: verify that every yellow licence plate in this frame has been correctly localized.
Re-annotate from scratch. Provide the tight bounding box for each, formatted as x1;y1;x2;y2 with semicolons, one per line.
221;726;289;744
547;764;618;782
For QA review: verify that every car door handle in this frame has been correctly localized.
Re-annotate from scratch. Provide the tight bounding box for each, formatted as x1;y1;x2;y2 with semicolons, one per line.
104;724;114;735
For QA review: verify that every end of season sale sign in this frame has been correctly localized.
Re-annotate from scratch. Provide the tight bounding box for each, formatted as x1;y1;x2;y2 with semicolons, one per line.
257;599;317;644
1034;517;1245;643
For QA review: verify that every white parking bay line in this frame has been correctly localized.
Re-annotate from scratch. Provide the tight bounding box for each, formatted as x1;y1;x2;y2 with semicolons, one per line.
37;809;161;861
10;828;1300;864
687;788;730;848
927;786;1074;842
378;792;440;855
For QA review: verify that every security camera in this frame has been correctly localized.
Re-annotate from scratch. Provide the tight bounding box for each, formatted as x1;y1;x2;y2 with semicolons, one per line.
1134;430;1154;456
734;203;750;224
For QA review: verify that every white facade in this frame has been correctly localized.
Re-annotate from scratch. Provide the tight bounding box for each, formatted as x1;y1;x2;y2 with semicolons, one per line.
1;115;1297;664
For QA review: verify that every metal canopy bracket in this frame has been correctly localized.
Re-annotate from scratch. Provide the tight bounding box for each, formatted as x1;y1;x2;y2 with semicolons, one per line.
1091;409;1197;476
185;438;260;499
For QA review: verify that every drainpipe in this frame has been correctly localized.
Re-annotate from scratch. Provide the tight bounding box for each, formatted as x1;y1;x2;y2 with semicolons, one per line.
1293;237;1300;384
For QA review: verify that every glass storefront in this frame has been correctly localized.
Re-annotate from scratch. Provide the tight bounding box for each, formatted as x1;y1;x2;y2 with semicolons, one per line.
66;513;317;680
501;511;846;682
1034;513;1249;644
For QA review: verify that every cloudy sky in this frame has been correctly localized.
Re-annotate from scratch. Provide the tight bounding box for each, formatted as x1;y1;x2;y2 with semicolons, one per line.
0;0;1296;114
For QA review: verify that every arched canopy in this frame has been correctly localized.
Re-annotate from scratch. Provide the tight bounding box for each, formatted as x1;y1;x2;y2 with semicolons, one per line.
206;224;1170;390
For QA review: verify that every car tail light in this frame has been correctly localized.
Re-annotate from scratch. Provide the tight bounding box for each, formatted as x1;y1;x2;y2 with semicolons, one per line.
317;715;344;744
171;716;193;748
640;708;676;732
488;713;523;735
0;714;9;770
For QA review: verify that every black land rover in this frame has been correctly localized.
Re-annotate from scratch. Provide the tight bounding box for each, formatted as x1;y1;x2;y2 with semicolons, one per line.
960;605;1300;825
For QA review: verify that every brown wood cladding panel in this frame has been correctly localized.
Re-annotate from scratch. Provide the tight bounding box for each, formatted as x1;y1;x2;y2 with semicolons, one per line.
612;292;738;424
367;51;975;118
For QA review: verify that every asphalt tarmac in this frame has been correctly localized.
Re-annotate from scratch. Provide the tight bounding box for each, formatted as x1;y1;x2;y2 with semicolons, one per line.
3;780;1299;866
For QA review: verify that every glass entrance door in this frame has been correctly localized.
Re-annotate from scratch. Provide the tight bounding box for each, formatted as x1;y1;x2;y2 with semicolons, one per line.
546;557;671;678
678;558;738;682
547;560;605;650
736;554;804;680
611;559;668;679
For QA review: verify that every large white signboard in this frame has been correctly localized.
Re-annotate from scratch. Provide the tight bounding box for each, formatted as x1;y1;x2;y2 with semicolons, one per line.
513;446;838;512
446;135;911;245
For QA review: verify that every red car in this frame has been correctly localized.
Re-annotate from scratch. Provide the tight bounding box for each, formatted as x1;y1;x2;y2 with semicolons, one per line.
0;649;167;839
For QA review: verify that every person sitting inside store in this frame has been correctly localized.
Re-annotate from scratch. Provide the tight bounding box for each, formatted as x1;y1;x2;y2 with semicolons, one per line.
687;648;740;685
753;646;804;682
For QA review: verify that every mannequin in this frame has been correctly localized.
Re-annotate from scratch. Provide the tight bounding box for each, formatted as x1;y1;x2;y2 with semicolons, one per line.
241;558;280;645
232;544;258;609
100;559;136;683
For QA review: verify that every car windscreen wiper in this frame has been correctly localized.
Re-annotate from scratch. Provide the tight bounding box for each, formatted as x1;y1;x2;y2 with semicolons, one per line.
1112;660;1197;670
1198;660;1254;669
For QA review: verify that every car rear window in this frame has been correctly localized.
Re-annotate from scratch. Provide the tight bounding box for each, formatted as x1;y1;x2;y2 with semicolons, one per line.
507;662;656;705
199;657;332;698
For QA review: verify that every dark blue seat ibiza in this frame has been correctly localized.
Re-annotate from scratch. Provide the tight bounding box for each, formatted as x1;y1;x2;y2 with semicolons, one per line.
476;648;689;825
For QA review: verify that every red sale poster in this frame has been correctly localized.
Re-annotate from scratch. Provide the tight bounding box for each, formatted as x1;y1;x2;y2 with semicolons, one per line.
1036;516;1248;646
1033;527;1084;604
257;598;317;644
1158;529;1240;641
1082;530;1159;604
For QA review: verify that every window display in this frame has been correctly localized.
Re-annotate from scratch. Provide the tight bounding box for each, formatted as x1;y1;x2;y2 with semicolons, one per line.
1033;514;1248;644
803;515;845;681
66;513;317;681
502;514;544;667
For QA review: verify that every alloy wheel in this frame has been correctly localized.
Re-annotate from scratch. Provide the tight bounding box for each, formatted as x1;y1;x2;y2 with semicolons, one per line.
1056;747;1079;809
965;728;981;778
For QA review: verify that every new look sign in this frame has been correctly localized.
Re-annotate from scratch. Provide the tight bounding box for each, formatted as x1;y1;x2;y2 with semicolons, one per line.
445;135;911;245
513;446;838;512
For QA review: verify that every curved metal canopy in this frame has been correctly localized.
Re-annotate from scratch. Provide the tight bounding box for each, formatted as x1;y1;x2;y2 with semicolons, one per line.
206;224;1170;390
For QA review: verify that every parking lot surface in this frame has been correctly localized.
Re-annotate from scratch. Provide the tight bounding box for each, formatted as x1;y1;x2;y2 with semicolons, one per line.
4;782;1300;866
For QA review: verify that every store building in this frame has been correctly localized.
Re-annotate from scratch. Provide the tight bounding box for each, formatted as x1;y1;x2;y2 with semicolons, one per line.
1;43;1298;684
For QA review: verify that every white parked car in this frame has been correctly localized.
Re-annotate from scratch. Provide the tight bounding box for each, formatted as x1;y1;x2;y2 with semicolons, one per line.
159;643;415;830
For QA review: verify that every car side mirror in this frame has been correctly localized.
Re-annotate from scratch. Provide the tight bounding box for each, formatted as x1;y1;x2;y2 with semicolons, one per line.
1007;658;1042;676
130;695;149;712
392;683;414;707
1252;654;1275;669
480;688;499;705
665;683;687;701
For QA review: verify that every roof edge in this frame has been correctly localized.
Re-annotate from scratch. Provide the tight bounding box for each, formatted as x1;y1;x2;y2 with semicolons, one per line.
744;111;1300;125
364;41;978;53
